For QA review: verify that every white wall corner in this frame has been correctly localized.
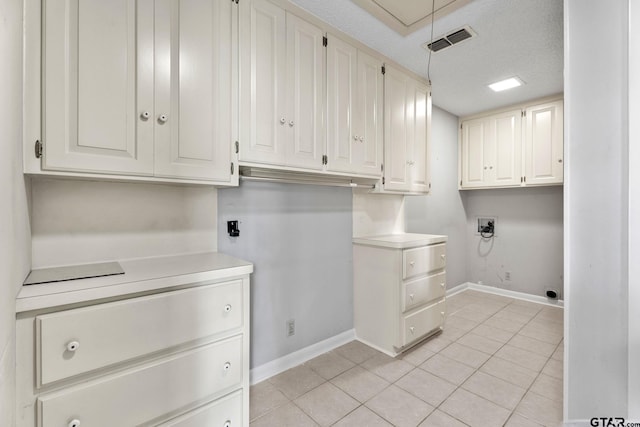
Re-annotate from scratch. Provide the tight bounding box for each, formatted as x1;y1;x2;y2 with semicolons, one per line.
250;329;355;385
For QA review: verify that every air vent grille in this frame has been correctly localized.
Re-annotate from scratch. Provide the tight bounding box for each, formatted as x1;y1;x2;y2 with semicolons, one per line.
423;26;476;53
427;38;452;52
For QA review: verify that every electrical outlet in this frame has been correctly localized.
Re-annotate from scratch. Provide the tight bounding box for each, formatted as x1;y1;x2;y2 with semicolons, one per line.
287;319;295;337
505;271;511;281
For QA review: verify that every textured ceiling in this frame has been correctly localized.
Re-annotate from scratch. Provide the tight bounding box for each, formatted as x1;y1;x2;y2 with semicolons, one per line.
289;0;563;117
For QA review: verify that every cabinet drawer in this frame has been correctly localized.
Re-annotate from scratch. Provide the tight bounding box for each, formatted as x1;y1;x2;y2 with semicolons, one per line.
402;244;446;279
401;299;445;347
38;335;243;427
37;280;243;385
161;390;243;427
403;272;446;312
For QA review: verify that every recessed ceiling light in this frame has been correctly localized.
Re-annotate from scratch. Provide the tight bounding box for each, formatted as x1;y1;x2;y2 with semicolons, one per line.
488;77;524;92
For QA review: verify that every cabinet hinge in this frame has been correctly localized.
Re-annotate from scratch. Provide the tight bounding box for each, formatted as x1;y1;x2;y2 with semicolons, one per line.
381;164;384;172
323;36;327;47
460;180;463;186
524;176;526;183
321;154;328;165
429;182;432;190
521;177;523;183
231;0;239;4
381;65;386;75
382;177;385;185
35;140;43;159
460;123;463;130
231;162;235;175
235;140;239;154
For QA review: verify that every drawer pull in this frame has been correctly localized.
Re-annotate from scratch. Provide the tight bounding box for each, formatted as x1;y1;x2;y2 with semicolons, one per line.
441;254;446;261
224;304;232;313
409;261;415;267
66;341;80;352
409;326;415;334
223;361;231;371
224;420;232;427
440;282;445;289
68;419;81;427
409;294;414;300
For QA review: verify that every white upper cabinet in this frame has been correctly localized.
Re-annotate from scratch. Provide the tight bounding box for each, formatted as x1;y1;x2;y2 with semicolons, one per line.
153;0;234;181
524;100;564;185
35;0;235;184
460;109;522;188
459;98;563;189
42;0;155;176
326;35;383;177
383;65;431;193
239;0;324;170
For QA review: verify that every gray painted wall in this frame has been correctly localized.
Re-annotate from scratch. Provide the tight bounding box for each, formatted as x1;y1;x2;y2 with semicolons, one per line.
405;106;564;298
218;181;353;368
0;0;31;424
405;107;467;288
464;187;563;298
565;0;629;419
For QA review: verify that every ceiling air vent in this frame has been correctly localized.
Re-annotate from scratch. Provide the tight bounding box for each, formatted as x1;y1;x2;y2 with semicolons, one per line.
423;26;476;53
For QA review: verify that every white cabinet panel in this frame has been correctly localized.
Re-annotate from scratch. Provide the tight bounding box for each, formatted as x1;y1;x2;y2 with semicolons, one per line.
239;0;287;165
460;109;521;188
239;1;323;170
383;65;430;193
460;98;563;189
39;0;235;183
154;0;234;181
525;100;564;185
286;12;324;170
326;35;383;176
42;0;154;175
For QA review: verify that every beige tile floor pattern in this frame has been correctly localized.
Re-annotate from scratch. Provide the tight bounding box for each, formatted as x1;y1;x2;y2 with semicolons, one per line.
249;290;564;427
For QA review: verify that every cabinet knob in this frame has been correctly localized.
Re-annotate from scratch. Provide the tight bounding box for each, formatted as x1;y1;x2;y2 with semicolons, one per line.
223;421;232;427
280;117;286;125
407;160;415;165
409;294;414;300
359;136;364;142
140;111;150;120
223;361;231;371
558;159;563;163
489;166;493;170
409;261;415;266
224;304;232;313
440;282;445;289
158;114;168;123
354;135;359;141
441;254;446;261
409;326;415;334
484;166;488;170
66;341;80;352
289;120;294;127
68;419;81;427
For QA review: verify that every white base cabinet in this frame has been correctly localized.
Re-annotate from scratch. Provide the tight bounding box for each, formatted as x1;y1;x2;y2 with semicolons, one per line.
15;253;252;427
353;234;447;356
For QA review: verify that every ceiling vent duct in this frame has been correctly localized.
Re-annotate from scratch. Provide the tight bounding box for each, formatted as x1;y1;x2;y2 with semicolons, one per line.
423;26;476;53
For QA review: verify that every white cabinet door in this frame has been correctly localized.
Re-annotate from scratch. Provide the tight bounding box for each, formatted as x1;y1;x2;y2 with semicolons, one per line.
285;12;325;170
408;80;430;192
461;117;490;188
42;0;154;175
154;0;235;182
354;50;384;176
461;109;521;188
383;66;410;191
383;65;430;192
525;100;564;185
326;37;383;176
326;35;357;173
239;0;287;166
491;109;522;187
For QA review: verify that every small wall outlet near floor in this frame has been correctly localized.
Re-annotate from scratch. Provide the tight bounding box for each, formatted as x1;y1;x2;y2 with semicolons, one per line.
287;319;295;337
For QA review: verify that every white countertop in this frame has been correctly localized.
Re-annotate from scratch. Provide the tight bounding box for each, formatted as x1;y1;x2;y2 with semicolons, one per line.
17;252;253;313
352;233;447;249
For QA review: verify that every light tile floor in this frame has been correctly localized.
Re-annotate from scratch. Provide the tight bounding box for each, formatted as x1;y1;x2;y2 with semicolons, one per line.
250;290;564;427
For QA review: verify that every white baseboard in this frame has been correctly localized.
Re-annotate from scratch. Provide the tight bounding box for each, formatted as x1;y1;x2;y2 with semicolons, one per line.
448;282;564;308
250;329;356;385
